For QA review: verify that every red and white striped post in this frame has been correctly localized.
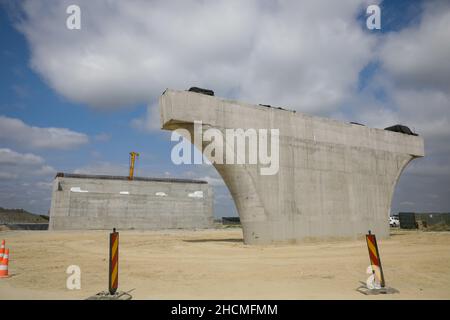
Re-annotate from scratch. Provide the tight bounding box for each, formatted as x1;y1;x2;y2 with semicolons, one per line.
365;230;385;288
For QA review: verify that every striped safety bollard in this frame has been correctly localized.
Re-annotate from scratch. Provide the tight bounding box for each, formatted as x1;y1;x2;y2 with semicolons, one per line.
87;228;132;299
109;228;119;295
365;230;385;288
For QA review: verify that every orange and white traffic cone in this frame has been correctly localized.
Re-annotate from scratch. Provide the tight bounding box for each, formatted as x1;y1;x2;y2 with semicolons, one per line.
0;240;5;262
0;248;10;278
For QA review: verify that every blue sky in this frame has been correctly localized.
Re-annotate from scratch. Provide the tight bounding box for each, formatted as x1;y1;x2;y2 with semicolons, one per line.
0;6;166;167
0;2;235;215
0;6;210;214
1;0;449;216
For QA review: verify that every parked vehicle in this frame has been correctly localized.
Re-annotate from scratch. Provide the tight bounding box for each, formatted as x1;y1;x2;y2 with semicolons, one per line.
390;216;400;227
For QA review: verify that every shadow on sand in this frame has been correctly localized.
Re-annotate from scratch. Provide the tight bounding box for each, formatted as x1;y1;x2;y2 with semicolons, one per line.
183;238;243;243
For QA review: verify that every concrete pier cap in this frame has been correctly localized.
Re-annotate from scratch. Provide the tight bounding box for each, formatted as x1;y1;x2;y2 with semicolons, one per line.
160;89;424;245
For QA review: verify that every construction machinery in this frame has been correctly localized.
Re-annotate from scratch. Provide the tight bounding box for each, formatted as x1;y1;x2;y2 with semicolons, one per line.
128;152;139;180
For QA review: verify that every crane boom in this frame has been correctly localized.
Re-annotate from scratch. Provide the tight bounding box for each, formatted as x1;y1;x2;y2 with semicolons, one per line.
128;152;139;180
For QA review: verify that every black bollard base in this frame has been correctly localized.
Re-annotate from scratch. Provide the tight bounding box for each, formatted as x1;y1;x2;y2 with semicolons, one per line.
86;290;132;300
356;285;399;295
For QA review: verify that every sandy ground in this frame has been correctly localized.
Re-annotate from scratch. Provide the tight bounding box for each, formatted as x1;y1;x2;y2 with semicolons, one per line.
0;228;449;300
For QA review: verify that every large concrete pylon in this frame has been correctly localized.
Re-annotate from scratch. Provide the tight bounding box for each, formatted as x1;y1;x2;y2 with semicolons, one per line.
160;89;424;244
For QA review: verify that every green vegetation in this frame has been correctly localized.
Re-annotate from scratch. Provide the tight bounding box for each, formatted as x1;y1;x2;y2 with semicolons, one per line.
0;207;49;224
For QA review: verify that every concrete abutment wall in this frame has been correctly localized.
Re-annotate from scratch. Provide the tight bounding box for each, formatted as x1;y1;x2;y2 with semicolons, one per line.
49;174;214;230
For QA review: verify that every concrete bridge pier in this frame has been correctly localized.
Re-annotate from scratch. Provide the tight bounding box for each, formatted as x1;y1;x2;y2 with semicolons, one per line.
160;89;424;245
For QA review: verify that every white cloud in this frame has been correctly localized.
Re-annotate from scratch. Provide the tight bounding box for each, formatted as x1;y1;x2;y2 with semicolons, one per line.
0;148;56;176
392;89;450;139
33;165;56;176
131;103;160;132
8;0;450;214
359;1;450;158
366;1;450;213
379;1;450;92
0;115;89;149
74;161;127;175
0;148;45;166
0;148;56;213
16;0;376;115
94;132;111;142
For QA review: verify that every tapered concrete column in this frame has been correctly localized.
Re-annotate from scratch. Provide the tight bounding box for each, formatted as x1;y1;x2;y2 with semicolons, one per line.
160;89;424;244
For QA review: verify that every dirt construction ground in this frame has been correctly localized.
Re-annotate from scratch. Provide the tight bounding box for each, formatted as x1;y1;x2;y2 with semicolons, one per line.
0;228;449;300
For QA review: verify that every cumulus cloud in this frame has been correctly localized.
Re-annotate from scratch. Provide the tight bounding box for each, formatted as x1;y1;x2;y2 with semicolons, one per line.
364;1;450;144
131;103;160;132
74;161;127;175
15;0;376;114
379;1;450;92
0;115;89;149
8;0;450;214
0;148;43;166
348;1;450;213
0;148;56;213
0;148;56;176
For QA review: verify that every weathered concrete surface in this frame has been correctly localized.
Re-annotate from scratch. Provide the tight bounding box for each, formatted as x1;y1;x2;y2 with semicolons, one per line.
160;89;425;244
49;173;214;230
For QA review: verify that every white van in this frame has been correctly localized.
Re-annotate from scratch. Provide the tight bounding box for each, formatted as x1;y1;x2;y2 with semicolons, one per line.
389;216;400;227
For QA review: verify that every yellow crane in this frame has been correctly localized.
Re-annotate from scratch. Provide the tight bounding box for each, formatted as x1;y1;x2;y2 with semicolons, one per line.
128;151;140;180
